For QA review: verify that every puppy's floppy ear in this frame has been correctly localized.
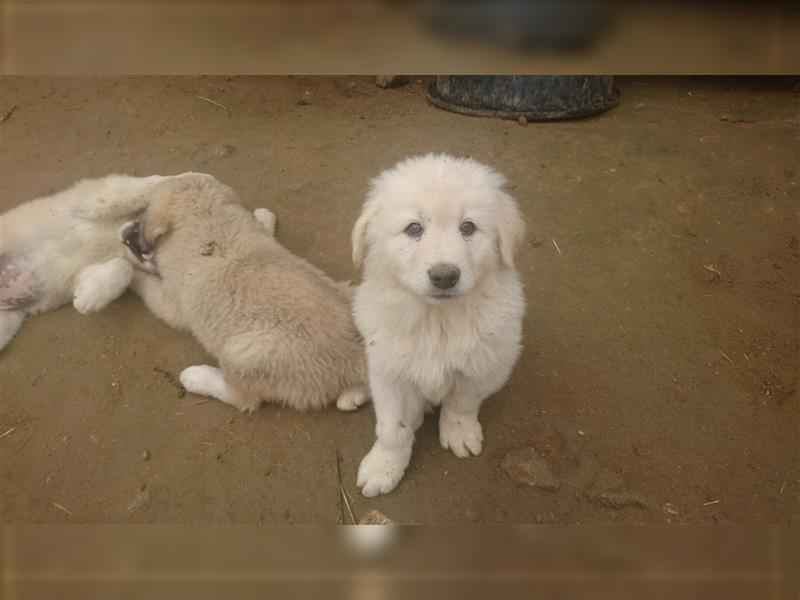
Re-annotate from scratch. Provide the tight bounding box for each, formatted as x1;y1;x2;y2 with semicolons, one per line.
139;195;174;248
495;190;525;268
352;201;378;267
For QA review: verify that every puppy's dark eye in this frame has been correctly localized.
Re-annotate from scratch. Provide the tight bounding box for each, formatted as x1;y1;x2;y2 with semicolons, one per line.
405;222;424;237
460;221;476;236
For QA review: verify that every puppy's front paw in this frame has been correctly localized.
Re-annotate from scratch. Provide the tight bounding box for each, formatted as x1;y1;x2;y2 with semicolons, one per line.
357;445;408;497
73;261;133;314
253;208;277;235
440;413;483;458
73;284;107;314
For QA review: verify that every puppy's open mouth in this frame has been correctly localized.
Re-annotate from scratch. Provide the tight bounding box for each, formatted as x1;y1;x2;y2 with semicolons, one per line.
428;292;458;300
121;222;154;263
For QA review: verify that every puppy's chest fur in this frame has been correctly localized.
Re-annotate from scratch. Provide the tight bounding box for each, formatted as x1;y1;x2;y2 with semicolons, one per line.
357;283;523;403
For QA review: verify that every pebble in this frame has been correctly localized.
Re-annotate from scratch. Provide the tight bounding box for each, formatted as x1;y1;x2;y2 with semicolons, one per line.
127;488;151;512
518;116;528;126
589;490;648;510
211;144;236;158
501;446;560;491
141;450;150;461
358;510;395;525
375;76;409;89
587;469;648;509
662;502;680;517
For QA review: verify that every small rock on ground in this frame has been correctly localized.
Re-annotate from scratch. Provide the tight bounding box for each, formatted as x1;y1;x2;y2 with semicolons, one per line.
587;469;649;509
358;509;395;525
127;488;151;513
375;76;409;89
589;490;648;510
501;446;560;491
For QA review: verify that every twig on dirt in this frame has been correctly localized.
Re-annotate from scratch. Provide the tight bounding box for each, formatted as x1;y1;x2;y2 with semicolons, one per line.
779;481;786;494
8;416;48;427
31;368;48;386
0;427;16;439
718;114;757;124
552;239;562;256
702;499;720;506
0;105;17;123
14;436;31;455
188;398;211;406
196;95;231;117
335;448;357;525
716;348;735;365
703;264;722;277
52;502;73;517
348;85;375;97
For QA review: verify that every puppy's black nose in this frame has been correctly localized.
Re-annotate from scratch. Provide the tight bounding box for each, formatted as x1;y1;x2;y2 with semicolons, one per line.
428;264;461;290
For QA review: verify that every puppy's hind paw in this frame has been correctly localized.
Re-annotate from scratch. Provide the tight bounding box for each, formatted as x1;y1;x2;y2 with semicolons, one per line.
180;364;261;413
336;385;370;412
179;365;223;398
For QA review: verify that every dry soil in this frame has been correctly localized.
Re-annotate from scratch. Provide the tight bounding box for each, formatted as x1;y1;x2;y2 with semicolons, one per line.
1;76;797;524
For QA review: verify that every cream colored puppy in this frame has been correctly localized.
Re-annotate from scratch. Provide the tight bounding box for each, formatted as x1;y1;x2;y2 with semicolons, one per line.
352;154;526;497
127;174;368;412
0;173;195;351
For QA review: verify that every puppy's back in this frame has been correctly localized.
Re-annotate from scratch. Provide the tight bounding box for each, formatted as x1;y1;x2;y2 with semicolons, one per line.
148;177;366;409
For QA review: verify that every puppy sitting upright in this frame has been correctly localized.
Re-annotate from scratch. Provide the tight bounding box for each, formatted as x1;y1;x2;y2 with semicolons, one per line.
128;174;368;413
352;154;526;497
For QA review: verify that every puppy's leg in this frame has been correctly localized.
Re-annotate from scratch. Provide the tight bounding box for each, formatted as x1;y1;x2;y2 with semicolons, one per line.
357;375;423;497
336;384;370;411
130;271;186;330
180;365;261;412
439;373;506;458
253;208;277;236
72;175;170;221
0;310;26;351
73;258;134;314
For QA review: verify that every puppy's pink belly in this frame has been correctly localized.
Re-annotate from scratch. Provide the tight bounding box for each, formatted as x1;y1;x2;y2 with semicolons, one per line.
0;258;38;310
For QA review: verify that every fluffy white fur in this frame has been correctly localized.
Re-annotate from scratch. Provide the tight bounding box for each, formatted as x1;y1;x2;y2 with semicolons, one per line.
131;174;368;413
352;154;526;497
0;173;197;351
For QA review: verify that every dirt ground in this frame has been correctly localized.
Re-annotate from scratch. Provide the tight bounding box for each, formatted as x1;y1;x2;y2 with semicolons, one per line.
1;76;797;525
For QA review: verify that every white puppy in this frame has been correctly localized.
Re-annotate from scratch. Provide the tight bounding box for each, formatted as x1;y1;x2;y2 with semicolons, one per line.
127;174;368;413
351;154;526;497
0;173;195;351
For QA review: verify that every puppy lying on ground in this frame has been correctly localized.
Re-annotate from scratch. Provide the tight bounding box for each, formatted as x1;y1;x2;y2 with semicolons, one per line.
351;154;526;496
126;174;368;412
0;173;194;351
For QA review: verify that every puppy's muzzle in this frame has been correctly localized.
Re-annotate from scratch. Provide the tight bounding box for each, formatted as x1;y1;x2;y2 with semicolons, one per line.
428;264;460;290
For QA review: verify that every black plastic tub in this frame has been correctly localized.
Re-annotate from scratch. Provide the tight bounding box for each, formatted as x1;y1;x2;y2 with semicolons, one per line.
427;76;620;121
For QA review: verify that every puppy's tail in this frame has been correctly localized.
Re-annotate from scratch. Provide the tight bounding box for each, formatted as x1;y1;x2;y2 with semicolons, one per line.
0;310;25;352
